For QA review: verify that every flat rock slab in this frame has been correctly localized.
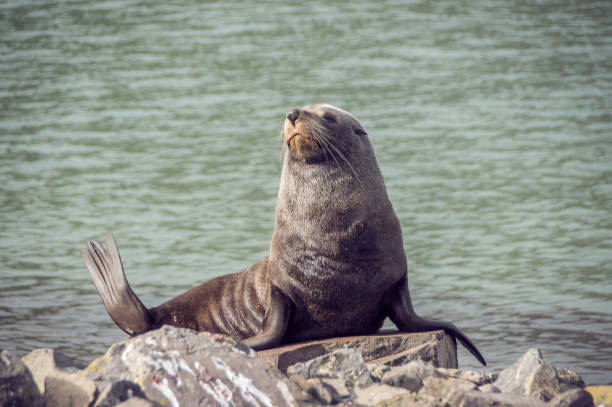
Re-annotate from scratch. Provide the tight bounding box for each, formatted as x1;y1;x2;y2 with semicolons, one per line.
258;329;457;372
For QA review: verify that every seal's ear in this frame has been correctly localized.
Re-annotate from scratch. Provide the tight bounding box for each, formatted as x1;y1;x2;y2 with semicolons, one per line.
355;128;367;136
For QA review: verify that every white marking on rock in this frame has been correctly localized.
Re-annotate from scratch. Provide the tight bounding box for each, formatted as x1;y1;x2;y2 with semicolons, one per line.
120;341;135;365
152;377;179;407
276;380;296;404
199;378;233;407
142;355;177;378
145;336;157;347
212;356;273;407
179;358;195;377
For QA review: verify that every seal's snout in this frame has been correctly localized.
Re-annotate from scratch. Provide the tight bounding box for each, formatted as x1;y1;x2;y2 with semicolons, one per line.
286;109;300;126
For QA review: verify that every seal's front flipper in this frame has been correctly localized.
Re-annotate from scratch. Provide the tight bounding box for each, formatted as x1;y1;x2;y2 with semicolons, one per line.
243;286;291;350
81;231;152;336
386;277;486;366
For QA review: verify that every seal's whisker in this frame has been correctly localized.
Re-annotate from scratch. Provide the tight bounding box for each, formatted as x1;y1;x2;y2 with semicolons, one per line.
326;141;365;191
319;136;343;176
307;125;340;171
315;132;343;171
328;143;365;192
314;127;363;187
279;128;287;172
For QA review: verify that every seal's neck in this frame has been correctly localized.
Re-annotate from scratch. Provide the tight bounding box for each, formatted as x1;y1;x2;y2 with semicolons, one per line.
271;154;396;255
268;153;406;293
278;156;368;215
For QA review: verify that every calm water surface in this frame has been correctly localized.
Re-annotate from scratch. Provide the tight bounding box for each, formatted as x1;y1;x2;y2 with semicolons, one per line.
1;1;611;384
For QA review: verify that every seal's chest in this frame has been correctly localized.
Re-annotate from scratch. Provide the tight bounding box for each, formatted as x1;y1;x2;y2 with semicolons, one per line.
287;288;387;341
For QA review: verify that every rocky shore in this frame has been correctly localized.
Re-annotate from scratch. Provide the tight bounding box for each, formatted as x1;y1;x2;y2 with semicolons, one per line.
1;325;610;407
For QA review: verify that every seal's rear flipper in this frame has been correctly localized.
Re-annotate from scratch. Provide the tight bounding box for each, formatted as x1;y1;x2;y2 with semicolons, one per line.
81;231;152;336
386;277;487;366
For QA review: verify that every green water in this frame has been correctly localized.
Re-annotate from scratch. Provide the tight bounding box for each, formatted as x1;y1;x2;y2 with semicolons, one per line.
1;1;611;384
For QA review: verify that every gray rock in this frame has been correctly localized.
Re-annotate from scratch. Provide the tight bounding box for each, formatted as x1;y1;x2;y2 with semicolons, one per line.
495;348;544;395
286;347;373;388
287;374;322;406
479;383;502;393
320;378;350;399
93;380;148;407
353;383;410;406
448;389;548;407
83;325;295;407
382;393;439;407
368;362;390;383
288;374;338;404
418;375;477;404
43;370;98;407
546;388;594;407
21;348;86;393
494;348;584;402
381;360;441;392
437;367;497;385
0;349;43;407
115;398;157;407
372;338;456;368
259;330;457;372
303;378;342;405
555;368;585;389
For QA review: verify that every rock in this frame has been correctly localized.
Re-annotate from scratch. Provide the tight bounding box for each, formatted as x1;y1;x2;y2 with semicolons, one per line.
320;378;350;399
479;383;502;393
43;370;98;407
93;380;148;407
287;349;373;387
372;339;455;368
495;348;545;395
555;368;585;389
259;330;457;372
382;394;437;407
448;389;548;407
418;375;477;404
22;348;139;407
381;360;440;392
21;348;86;393
304;378;342;404
585;386;612;407
383;393;440;407
288;374;342;404
353;383;410;406
368;362;390;382
83;325;295;407
438;367;497;385
285;374;320;406
381;360;494;397
494;348;584;402
0;349;43;407
287;374;325;406
286;347;373;387
115;398;157;407
546;388;594;407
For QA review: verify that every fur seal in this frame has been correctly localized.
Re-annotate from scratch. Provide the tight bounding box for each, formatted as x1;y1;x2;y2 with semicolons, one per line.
81;104;486;365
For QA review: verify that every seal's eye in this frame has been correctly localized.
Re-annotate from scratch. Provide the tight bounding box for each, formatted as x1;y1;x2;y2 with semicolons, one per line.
355;128;367;136
322;113;337;123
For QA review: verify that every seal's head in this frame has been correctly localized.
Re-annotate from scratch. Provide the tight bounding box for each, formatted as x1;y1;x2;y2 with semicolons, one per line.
282;104;368;163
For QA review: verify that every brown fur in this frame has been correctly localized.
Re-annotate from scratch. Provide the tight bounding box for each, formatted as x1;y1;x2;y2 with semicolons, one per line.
82;104;485;365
